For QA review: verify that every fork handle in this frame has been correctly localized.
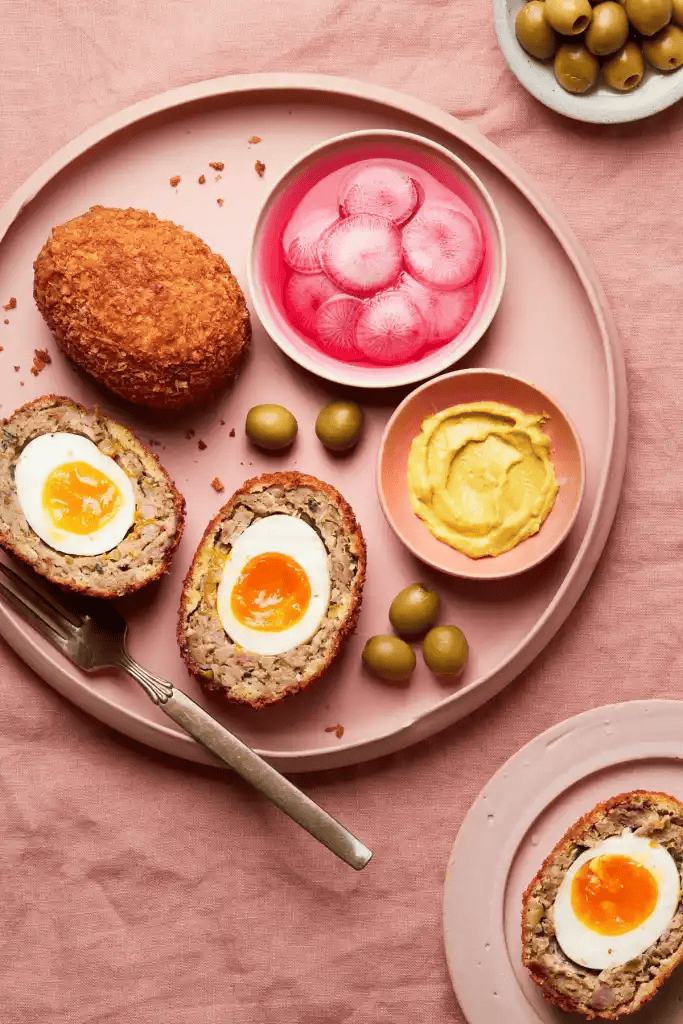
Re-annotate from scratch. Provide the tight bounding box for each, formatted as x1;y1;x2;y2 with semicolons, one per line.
157;688;372;871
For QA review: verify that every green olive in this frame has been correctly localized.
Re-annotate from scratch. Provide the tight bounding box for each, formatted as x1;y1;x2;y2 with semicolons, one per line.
673;0;683;25
554;43;600;91
585;1;629;52
602;40;645;86
389;583;440;636
624;0;671;34
315;401;363;451
245;404;298;450
422;626;469;677
545;0;593;33
516;1;557;59
642;22;683;64
362;635;416;682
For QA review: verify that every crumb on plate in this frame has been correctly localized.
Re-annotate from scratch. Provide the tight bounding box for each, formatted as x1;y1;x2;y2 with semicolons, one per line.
229;427;235;437
209;161;224;171
198;439;207;451
255;160;266;177
3;297;16;311
324;724;345;738
248;136;262;144
30;349;51;376
198;174;206;184
211;477;224;492
13;365;19;372
169;175;181;188
217;198;224;207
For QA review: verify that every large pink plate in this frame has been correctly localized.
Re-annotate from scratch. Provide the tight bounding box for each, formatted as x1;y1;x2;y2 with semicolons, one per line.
0;73;627;772
443;700;683;1023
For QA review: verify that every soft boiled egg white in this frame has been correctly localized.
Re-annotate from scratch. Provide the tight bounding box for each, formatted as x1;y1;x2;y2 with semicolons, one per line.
217;514;331;656
15;432;136;557
553;831;681;970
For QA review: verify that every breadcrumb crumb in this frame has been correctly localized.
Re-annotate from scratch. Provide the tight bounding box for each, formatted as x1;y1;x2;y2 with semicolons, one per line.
3;320;8;325
30;349;51;376
209;161;224;171
13;365;19;372
229;428;235;437
255;160;266;177
198;174;206;184
3;297;16;311
217;198;224;207
169;175;181;188
198;439;207;451
324;724;345;738
248;136;262;144
211;477;224;492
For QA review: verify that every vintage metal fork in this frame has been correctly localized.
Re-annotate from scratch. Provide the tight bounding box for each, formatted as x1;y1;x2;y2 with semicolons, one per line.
0;559;372;870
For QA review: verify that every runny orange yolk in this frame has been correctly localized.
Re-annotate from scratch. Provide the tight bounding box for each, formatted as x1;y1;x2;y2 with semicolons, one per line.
570;855;659;936
230;551;311;632
42;461;123;535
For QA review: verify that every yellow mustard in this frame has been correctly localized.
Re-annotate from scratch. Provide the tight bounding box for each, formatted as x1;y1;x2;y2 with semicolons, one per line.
407;401;559;558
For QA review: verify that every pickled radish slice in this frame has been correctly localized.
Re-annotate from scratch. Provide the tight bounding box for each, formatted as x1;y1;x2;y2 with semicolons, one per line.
284;210;338;274
315;295;363;359
402;203;484;291
339;163;419;225
318;214;402;298
354;290;428;365
285;272;340;335
398;273;477;342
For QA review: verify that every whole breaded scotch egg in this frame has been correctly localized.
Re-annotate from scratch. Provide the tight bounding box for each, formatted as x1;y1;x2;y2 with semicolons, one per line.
33;206;251;409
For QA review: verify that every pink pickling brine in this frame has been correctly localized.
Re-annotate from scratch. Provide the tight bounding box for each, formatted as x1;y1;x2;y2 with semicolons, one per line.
267;149;491;369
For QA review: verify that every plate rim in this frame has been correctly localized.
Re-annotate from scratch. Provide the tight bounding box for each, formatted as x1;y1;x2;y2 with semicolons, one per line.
0;71;628;772
442;699;683;1023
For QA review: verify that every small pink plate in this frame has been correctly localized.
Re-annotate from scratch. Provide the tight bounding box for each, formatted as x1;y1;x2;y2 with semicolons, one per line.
248;129;506;388
377;369;585;580
443;700;683;1024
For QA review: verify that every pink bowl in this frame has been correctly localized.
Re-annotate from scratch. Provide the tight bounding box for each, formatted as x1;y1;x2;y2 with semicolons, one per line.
248;129;506;388
377;369;585;580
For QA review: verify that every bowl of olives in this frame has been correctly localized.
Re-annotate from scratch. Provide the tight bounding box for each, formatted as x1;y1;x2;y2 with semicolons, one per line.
495;0;683;122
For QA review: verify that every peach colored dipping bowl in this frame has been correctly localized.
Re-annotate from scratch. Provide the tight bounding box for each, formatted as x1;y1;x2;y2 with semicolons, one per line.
377;369;585;580
248;129;506;388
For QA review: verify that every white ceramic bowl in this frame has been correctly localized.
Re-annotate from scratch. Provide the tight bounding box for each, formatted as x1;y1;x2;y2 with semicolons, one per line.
495;0;683;124
248;129;506;389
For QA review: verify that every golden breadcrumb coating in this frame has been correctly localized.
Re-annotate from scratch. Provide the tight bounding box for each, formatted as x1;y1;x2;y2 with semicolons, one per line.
33;206;251;409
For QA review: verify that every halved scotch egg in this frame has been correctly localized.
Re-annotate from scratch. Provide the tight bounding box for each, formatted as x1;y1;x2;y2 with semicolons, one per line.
0;396;185;597
178;472;366;708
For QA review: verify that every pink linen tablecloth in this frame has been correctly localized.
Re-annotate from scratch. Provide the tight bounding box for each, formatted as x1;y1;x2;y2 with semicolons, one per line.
2;2;683;1022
